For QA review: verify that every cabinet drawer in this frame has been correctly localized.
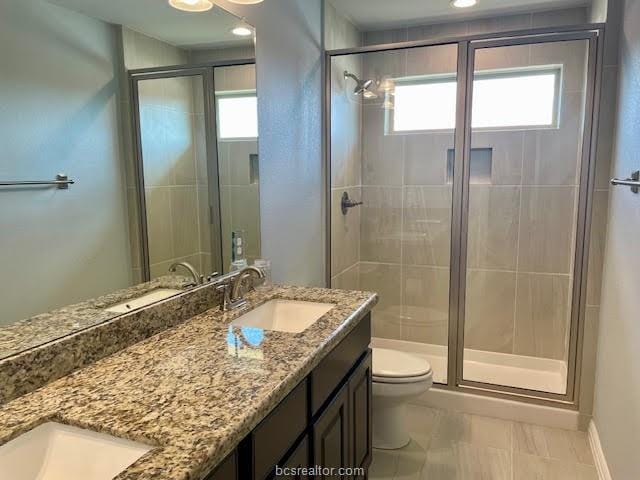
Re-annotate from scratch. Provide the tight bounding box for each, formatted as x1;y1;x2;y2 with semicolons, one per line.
310;314;370;416
252;379;308;480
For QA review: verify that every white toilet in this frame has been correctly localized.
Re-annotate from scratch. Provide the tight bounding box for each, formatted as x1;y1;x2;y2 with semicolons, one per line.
371;347;433;449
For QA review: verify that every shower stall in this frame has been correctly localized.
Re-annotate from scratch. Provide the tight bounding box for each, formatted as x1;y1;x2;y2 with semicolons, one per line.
129;60;260;281
326;24;603;406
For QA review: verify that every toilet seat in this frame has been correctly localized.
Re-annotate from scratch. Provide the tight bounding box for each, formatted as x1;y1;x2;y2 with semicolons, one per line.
372;348;433;384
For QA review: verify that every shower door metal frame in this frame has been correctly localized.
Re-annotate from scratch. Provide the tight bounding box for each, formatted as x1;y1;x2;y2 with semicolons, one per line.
324;23;604;408
129;59;256;281
455;30;603;405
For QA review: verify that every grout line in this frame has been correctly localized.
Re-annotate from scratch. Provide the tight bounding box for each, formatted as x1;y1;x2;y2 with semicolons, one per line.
512;131;525;357
510;422;516;480
332;262;360;281
356;183;581;188
399;131;406;340
359;260;573;277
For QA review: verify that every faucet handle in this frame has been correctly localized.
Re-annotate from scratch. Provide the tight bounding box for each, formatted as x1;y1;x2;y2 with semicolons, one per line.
216;283;231;312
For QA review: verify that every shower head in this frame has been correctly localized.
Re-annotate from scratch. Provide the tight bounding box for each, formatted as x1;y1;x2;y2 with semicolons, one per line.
344;71;376;97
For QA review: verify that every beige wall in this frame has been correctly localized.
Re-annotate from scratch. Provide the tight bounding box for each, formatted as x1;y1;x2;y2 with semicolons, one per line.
211;0;325;286
189;45;255;63
122;29;212;280
0;1;132;325
592;0;640;476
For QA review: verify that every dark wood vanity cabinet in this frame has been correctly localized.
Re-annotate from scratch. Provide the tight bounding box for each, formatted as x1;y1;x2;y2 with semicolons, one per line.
312;350;372;479
347;351;373;478
275;435;311;480
213;313;372;480
205;450;238;480
313;383;351;478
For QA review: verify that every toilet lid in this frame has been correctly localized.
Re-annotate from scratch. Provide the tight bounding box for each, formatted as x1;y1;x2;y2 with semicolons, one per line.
372;348;432;379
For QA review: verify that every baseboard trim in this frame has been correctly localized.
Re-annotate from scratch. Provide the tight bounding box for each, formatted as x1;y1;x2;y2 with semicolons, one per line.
413;387;581;430
588;420;612;480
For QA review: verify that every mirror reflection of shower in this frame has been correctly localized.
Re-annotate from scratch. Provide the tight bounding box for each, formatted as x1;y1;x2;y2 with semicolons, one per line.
343;70;378;98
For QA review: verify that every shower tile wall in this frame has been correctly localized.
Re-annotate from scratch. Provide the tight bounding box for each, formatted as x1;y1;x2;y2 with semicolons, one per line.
214;65;261;269
328;6;611;365
360;41;457;347
578;0;621;423
360;38;586;361
121;29;211;280
327;0;363;293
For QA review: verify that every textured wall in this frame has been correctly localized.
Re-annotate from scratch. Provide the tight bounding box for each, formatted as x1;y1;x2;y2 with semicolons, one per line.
215;0;324;286
0;1;131;325
592;0;640;476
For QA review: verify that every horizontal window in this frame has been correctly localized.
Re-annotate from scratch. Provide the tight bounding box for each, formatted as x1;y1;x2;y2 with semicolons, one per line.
217;93;258;139
392;67;561;132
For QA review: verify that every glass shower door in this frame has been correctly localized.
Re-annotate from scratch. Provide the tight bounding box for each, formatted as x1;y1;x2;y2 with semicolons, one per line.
132;69;222;281
460;34;596;396
329;43;461;384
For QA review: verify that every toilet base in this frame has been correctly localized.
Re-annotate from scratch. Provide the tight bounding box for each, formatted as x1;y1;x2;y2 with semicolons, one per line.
372;402;410;449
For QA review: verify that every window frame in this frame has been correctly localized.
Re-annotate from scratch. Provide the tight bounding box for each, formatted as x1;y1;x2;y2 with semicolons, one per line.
215;89;259;141
387;65;563;135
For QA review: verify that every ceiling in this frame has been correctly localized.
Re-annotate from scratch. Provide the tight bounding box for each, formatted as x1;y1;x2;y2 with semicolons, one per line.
332;0;590;30
49;0;254;49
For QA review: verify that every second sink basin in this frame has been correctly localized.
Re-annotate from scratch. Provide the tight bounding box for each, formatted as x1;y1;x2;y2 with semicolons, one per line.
105;288;182;313
0;422;153;480
231;300;335;333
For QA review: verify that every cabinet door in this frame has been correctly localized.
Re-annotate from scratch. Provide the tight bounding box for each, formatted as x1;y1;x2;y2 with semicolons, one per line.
313;384;350;479
275;435;310;480
205;450;237;480
349;350;372;478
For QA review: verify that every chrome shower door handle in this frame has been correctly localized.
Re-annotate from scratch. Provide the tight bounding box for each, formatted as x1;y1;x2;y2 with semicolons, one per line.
341;191;363;215
611;170;639;194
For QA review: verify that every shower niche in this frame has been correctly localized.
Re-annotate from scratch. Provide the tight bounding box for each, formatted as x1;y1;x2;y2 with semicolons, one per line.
447;148;493;184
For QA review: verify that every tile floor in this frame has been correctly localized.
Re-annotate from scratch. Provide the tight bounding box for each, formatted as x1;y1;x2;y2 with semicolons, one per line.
369;404;597;480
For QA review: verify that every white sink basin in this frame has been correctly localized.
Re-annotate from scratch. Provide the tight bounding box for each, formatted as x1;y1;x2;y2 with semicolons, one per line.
231;299;334;333
105;288;182;313
0;422;153;480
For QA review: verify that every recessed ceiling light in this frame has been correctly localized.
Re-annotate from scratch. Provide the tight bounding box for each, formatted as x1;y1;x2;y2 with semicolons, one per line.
168;0;213;12
231;25;253;37
451;0;477;8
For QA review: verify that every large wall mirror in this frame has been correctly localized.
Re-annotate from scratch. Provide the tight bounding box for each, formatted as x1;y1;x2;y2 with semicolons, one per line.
0;0;259;358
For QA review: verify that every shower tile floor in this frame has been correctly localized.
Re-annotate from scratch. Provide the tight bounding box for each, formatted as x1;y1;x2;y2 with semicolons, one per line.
369;404;597;480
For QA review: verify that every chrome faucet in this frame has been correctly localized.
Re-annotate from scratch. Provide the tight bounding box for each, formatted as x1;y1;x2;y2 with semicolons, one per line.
168;261;203;287
217;266;266;312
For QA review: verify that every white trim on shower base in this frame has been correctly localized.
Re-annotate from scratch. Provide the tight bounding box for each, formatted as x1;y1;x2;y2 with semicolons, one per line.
372;337;567;394
372;337;578;430
414;385;580;430
588;420;612;480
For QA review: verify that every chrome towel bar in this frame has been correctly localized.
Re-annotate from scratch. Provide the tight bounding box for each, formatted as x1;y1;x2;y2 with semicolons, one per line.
0;174;74;190
611;170;639;194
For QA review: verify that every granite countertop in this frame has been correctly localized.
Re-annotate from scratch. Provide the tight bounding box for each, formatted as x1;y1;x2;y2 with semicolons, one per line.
0;285;377;480
0;275;192;359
